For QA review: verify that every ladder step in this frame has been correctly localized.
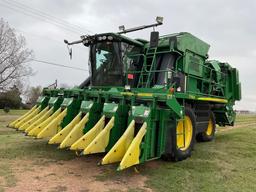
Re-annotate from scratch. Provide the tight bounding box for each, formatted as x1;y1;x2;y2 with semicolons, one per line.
146;48;157;52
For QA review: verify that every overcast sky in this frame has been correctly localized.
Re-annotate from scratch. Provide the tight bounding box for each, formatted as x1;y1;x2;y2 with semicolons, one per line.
0;0;255;110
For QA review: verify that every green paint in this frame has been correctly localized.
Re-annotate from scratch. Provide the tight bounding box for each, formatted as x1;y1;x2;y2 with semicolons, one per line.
104;102;129;151
82;101;103;134
36;96;49;110
48;97;63;112
25;29;242;168
60;98;81;128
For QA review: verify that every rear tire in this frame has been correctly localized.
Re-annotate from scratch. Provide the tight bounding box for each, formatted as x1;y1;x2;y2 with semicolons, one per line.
196;111;216;142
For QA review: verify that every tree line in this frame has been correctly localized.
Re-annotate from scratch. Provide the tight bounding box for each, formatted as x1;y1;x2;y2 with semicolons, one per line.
0;18;41;109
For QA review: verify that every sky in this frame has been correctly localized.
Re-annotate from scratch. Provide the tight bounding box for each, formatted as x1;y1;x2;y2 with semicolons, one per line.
0;0;255;110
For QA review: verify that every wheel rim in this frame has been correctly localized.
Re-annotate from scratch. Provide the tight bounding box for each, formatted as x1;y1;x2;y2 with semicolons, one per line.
206;118;213;136
176;116;193;151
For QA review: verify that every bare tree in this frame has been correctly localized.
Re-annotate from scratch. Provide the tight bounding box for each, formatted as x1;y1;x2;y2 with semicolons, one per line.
26;86;42;105
0;18;33;91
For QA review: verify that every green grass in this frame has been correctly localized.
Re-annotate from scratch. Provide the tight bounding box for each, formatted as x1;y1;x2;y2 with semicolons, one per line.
235;114;256;124
0;133;75;162
0;111;77;191
0;111;256;192
144;115;256;192
87;114;256;192
0;109;29;116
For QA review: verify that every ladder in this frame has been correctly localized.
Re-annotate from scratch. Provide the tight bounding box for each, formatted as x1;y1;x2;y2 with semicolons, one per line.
137;47;158;88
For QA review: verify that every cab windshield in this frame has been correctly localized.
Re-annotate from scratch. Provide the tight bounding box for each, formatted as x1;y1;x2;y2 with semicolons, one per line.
90;42;122;86
90;41;142;87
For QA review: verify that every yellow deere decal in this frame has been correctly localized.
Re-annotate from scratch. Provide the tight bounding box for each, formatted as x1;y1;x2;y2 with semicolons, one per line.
197;97;228;103
137;93;153;97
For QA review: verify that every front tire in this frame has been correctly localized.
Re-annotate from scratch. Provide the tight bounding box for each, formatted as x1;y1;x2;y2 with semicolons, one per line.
163;107;196;161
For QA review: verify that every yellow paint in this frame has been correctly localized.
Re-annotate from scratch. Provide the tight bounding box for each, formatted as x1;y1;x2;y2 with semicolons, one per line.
167;94;173;99
25;107;53;133
83;117;115;155
121;92;153;97
176;116;193;151
48;112;82;144
101;120;135;165
14;106;39;128
206;118;213;136
18;107;49;131
121;92;134;96
188;95;196;99
37;108;67;139
70;115;105;151
8;105;37;128
137;93;153;97
118;122;147;171
197;97;228;103
14;106;40;128
59;113;89;149
28;108;61;136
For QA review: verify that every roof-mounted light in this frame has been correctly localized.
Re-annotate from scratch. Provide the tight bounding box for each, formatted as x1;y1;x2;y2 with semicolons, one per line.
156;16;164;24
80;35;87;39
119;25;125;32
108;36;113;40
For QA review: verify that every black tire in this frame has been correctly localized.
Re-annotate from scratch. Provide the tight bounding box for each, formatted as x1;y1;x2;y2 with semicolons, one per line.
196;111;216;142
163;107;196;161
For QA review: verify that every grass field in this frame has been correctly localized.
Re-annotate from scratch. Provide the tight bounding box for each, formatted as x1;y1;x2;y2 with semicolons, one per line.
0;110;256;192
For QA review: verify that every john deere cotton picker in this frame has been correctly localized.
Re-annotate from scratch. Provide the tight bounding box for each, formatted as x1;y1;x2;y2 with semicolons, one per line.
8;17;241;171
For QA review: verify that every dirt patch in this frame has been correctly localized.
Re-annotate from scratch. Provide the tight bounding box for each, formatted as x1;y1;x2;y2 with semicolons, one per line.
0;114;152;192
0;176;5;186
5;157;152;192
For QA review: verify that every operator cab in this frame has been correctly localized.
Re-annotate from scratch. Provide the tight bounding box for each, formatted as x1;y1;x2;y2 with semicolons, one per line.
64;17;164;89
82;33;144;87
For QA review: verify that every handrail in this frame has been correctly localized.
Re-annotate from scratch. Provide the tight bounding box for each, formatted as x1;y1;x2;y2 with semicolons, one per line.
123;50;227;98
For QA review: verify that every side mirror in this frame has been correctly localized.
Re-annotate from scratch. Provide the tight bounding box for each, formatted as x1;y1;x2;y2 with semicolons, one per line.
150;31;159;47
64;40;72;60
68;47;72;60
